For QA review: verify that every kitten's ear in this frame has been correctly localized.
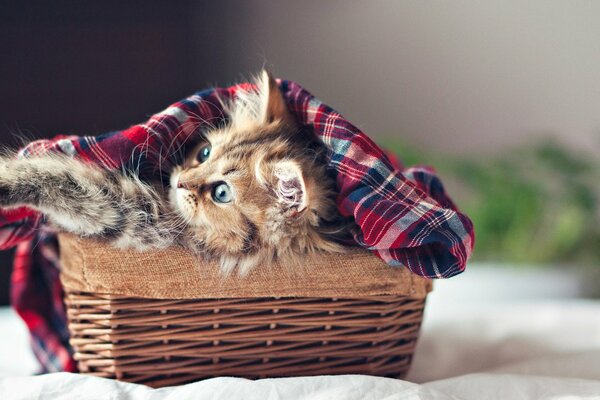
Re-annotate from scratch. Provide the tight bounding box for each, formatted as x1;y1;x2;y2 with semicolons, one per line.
272;160;307;216
259;70;295;125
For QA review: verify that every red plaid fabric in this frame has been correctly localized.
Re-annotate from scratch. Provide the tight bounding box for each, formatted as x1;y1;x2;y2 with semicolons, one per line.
2;79;474;372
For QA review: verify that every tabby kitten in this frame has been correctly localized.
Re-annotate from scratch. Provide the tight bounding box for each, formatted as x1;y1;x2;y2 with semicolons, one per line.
0;71;346;273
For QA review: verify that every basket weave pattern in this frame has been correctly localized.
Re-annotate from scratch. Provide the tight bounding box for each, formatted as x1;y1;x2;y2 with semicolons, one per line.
66;292;426;387
59;234;432;387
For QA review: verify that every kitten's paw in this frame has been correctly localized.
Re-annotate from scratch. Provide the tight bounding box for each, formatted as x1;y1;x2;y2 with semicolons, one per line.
0;163;12;206
0;186;9;204
0;160;32;208
218;255;239;276
218;253;263;277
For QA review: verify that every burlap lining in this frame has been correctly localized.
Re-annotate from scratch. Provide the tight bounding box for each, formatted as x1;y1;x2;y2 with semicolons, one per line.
59;233;432;299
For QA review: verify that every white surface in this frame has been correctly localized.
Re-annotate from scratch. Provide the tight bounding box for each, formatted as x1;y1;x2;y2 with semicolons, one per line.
0;308;38;376
2;367;600;400
1;266;600;399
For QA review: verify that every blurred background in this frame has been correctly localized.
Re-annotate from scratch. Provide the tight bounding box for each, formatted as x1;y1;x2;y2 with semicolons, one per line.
1;0;599;304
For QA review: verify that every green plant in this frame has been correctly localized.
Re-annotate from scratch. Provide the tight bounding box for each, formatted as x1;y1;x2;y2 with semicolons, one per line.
379;138;600;267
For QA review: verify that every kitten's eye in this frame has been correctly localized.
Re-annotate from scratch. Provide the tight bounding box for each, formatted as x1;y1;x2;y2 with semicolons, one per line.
212;182;233;204
196;144;211;163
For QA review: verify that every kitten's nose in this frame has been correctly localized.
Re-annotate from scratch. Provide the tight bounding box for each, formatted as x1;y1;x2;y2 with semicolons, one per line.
177;180;185;189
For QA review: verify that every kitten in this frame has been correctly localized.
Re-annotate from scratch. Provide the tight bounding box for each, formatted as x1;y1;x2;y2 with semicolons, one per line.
0;71;347;274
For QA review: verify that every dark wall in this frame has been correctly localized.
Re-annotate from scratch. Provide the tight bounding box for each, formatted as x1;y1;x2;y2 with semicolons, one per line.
0;1;234;304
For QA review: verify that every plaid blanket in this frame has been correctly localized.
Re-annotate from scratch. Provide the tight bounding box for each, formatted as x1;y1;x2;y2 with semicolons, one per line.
2;79;474;372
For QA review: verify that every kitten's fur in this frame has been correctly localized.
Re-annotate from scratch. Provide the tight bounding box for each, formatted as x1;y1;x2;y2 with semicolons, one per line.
0;71;346;274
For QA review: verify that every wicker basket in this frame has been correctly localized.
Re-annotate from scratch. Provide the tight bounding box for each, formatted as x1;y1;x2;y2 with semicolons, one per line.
59;234;432;387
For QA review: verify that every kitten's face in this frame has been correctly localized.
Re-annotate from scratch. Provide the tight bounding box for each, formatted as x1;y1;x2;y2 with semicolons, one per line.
171;120;295;258
169;71;342;273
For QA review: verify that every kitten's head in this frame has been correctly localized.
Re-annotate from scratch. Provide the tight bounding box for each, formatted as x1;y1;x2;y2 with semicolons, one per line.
170;71;345;273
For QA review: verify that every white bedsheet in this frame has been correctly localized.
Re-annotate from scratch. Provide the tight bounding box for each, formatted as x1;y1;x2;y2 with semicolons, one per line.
2;266;599;399
2;369;600;400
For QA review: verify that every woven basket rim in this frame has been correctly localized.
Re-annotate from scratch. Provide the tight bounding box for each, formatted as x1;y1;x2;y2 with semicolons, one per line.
58;233;433;300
